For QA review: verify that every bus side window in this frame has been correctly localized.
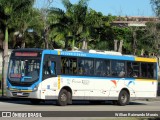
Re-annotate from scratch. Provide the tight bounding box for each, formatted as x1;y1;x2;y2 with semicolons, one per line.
44;60;56;75
148;63;154;78
127;62;140;78
111;60;125;77
61;57;77;75
78;58;93;76
141;63;147;78
78;60;83;75
50;61;56;75
43;60;51;75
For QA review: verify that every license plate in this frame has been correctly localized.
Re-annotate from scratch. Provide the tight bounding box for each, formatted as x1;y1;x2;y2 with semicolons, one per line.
17;93;23;96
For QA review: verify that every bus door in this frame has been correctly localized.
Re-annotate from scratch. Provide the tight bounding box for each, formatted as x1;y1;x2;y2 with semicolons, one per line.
41;54;60;97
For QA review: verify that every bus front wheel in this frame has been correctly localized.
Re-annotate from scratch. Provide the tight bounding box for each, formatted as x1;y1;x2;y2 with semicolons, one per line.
57;89;69;106
117;90;130;106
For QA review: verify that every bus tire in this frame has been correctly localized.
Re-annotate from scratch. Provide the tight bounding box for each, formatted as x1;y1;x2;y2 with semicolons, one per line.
30;99;41;105
67;91;72;104
57;89;68;106
117;90;130;106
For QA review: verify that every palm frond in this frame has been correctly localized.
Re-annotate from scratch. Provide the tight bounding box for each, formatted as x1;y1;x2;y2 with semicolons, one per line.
61;0;72;10
48;7;65;16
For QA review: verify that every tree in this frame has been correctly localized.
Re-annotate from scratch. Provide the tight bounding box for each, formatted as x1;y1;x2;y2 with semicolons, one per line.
48;0;90;50
151;0;160;16
11;8;44;48
81;9;103;49
47;6;72;49
137;22;160;56
0;0;35;95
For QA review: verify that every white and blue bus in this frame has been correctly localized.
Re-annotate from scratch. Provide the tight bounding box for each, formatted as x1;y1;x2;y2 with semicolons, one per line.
6;48;158;106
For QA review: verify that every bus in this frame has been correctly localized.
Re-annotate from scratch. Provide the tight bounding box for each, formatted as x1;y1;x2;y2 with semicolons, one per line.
6;48;158;106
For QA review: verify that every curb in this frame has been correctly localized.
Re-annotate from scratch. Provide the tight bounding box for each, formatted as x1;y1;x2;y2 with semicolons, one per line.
0;96;160;101
0;97;18;101
0;96;28;101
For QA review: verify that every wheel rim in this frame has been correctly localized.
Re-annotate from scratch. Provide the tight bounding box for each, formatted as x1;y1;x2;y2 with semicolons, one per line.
121;93;127;103
60;93;67;102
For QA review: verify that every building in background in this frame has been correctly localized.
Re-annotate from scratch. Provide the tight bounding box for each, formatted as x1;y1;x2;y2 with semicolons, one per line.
112;16;159;27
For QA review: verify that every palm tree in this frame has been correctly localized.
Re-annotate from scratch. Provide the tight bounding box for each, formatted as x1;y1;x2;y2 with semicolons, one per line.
0;0;35;94
81;9;104;49
12;8;43;48
48;0;90;50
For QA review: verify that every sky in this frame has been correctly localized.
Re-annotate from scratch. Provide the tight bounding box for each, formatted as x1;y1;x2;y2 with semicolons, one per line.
35;0;155;17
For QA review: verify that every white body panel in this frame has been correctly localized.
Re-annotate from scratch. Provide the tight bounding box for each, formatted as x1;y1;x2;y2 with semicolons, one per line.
36;76;157;100
6;76;157;100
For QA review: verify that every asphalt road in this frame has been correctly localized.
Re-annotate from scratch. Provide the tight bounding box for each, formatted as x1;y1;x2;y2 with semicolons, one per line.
0;100;160;120
0;100;160;111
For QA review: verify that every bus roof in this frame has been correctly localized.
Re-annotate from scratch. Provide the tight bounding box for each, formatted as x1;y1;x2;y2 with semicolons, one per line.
12;48;157;62
13;48;43;52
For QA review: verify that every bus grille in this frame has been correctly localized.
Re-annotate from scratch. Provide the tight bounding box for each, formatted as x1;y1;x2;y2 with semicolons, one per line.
9;81;33;87
12;92;29;97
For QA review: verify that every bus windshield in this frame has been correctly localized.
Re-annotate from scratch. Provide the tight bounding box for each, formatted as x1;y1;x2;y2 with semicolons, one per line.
8;58;41;84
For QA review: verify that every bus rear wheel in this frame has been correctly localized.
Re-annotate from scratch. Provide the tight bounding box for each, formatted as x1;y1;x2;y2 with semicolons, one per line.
57;89;69;106
117;90;130;106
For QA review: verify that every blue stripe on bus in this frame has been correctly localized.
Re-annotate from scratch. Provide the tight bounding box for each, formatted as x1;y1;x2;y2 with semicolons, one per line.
41;50;135;61
43;50;58;54
7;78;40;90
60;51;135;61
60;75;135;81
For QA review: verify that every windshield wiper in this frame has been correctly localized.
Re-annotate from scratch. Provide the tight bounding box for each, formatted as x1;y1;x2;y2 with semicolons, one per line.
21;76;32;82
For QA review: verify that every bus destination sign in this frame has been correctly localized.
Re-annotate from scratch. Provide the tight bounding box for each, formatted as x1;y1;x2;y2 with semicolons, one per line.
15;52;38;57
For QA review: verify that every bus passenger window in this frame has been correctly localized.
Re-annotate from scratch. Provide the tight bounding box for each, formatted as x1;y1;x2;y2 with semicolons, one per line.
44;61;51;75
78;60;84;75
78;58;93;76
111;60;125;77
95;60;103;76
127;62;140;78
50;61;56;75
61;57;77;75
118;68;125;77
141;63;147;78
43;60;56;75
148;63;154;78
95;60;110;76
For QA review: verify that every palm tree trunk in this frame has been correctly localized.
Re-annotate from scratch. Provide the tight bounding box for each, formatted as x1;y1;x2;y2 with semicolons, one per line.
21;41;25;48
45;38;49;49
44;29;49;49
65;37;69;49
72;39;75;50
118;40;123;53
82;39;86;49
114;40;118;51
133;31;137;55
84;41;88;50
21;33;26;48
2;27;9;95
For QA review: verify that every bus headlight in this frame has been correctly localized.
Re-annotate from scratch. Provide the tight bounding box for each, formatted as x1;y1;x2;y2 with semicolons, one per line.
33;85;39;91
